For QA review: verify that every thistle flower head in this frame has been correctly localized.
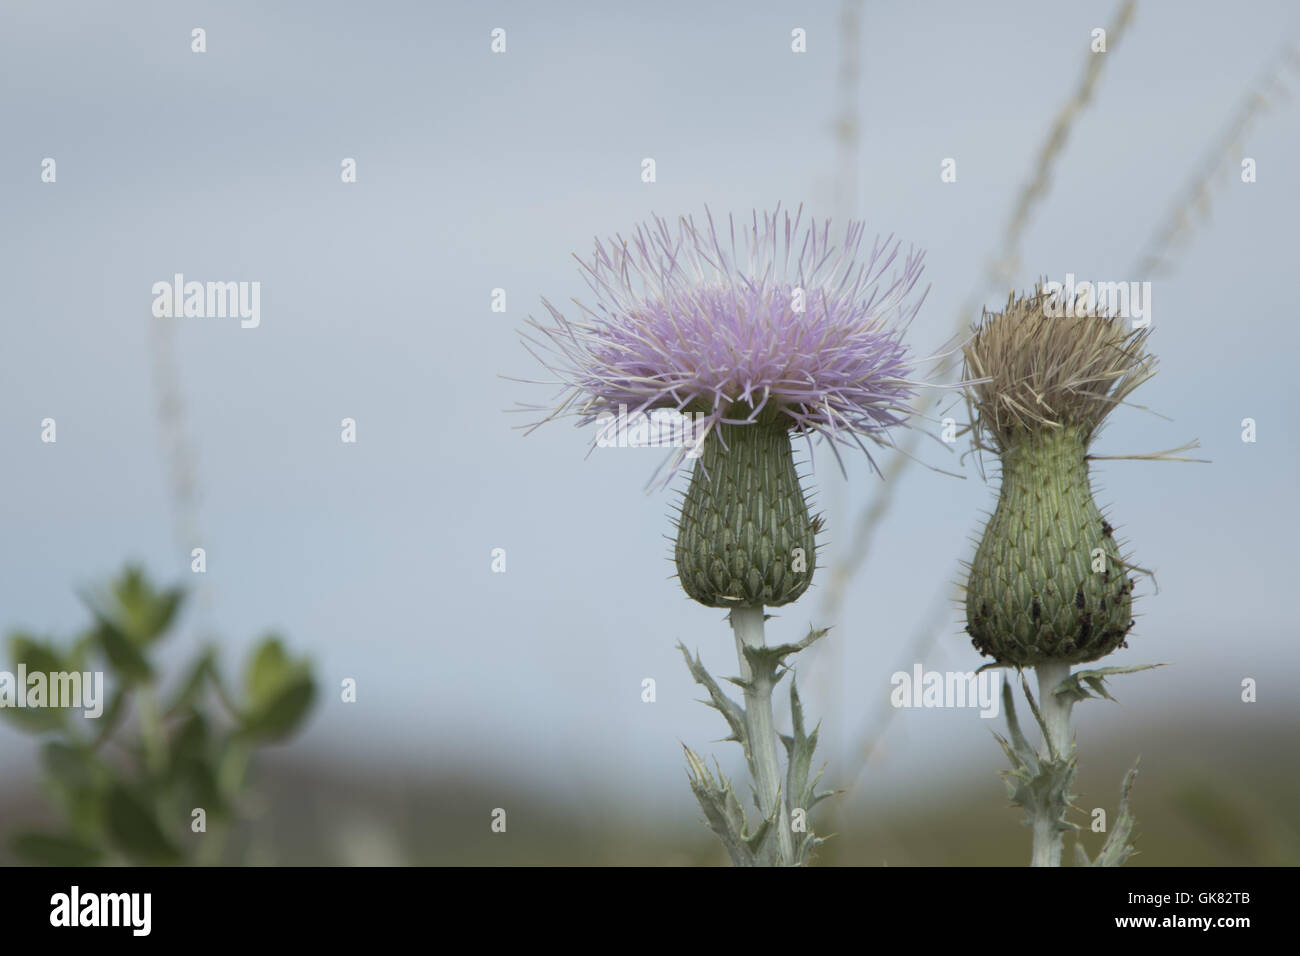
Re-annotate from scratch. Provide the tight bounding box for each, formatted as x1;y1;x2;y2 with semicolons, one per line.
522;204;926;485
963;286;1156;454
962;285;1158;667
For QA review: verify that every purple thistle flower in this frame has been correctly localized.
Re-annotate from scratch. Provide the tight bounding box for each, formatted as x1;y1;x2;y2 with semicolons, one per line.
517;207;930;859
521;204;928;486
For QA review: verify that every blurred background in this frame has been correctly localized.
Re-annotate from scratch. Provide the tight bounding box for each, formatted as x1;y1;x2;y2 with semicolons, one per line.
1;0;1297;865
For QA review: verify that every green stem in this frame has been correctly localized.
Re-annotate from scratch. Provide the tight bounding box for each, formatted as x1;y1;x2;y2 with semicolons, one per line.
1031;661;1073;867
730;605;796;866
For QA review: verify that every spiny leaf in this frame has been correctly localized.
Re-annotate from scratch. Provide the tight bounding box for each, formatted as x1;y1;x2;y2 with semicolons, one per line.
1090;761;1141;867
994;685;1077;831
1056;664;1165;706
682;745;765;866
783;678;820;812
677;643;746;747
741;625;829;682
999;682;1035;762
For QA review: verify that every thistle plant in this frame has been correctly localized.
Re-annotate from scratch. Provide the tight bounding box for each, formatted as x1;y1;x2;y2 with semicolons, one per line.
961;287;1195;866
522;205;926;865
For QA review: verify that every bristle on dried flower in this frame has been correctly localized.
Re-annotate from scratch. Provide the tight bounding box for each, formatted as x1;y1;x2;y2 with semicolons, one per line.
963;285;1156;453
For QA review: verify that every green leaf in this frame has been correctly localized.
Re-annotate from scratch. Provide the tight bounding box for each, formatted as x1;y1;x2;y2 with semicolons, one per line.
239;636;315;742
104;783;182;864
165;647;215;716
186;754;226;817
1;635;70;732
239;673;315;742
8;633;67;673
41;740;97;791
167;710;228;815
169;710;210;767
90;612;153;684
109;567;183;644
244;636;292;706
11;831;103;866
84;568;185;650
112;566;148;610
65;782;107;837
139;587;185;646
90;688;128;750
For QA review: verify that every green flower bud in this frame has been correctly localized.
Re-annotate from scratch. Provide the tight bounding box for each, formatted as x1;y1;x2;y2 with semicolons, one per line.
962;288;1155;667
673;423;819;608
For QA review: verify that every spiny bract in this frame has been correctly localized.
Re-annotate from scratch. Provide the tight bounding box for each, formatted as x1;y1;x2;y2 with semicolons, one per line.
673;423;822;608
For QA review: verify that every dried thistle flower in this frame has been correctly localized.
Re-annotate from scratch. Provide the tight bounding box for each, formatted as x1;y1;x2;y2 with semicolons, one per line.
959;285;1199;868
962;286;1154;667
963;287;1156;455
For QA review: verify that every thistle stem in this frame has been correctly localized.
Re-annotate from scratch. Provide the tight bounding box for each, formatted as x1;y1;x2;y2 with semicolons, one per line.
730;604;795;866
1031;661;1073;867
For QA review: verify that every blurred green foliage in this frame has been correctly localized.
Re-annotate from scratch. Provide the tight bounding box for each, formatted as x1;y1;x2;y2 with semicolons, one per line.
2;565;315;865
3;568;1292;866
